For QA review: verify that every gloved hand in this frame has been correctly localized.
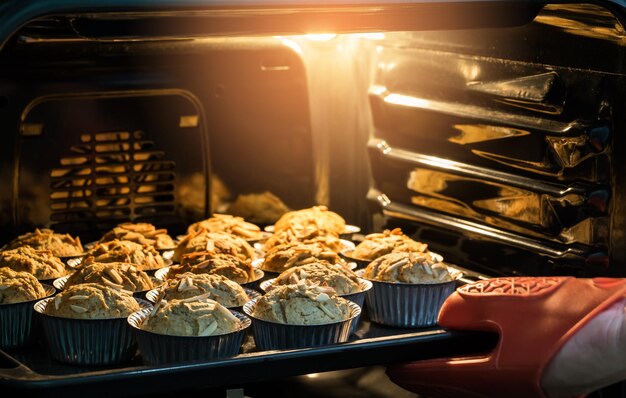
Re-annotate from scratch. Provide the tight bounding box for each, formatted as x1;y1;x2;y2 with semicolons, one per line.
386;277;626;398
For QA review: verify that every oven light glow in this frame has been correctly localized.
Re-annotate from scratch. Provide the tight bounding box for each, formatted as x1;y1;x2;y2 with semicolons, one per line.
384;93;431;109
305;373;321;378
274;36;303;55
305;33;337;41
357;32;386;40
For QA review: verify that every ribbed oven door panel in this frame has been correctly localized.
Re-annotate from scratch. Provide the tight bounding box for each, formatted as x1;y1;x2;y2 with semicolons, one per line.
367;2;626;275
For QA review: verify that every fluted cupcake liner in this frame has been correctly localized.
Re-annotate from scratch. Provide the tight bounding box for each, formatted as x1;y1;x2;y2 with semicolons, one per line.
363;278;456;328
243;298;361;350
34;297;152;366
0;284;55;349
128;308;251;365
144;287;261;312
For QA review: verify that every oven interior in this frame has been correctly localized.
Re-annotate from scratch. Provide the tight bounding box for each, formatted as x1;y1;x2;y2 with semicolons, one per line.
1;0;626;396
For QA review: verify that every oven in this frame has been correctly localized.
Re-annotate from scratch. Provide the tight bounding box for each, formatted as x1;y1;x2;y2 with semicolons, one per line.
0;1;624;397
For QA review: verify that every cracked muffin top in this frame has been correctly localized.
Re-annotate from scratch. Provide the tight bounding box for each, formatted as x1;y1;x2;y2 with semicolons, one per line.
261;243;346;273
65;262;154;293
273;206;346;236
226;191;290;225
252;281;350;325
168;252;256;284
44;283;140;319
141;297;241;337
351;228;428;261
186;214;264;241
99;223;176;250
0;267;48;304
5;229;83;257
363;252;452;284
271;261;361;295
83;240;166;271
0;246;67;280
157;272;249;307
173;230;255;263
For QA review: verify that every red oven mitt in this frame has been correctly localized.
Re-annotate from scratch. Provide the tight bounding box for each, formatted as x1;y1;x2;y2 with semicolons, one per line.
386;277;626;398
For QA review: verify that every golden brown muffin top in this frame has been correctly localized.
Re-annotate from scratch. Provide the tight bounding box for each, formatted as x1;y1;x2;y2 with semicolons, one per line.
351;228;428;261
0;267;47;304
99;223;175;250
261;243;346;273
83;239;165;271
273;206;346;236
226;191;290;225
142;297;240;337
187;214;264;241
253;281;350;325
169;252;256;284
158;273;249;307
0;246;67;280
272;261;361;295
262;226;344;253
65;262;153;293
5;228;83;257
363;252;452;284
173;230;255;263
44;283;140;319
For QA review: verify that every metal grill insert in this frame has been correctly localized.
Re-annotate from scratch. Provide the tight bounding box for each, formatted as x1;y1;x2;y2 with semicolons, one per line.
49;130;176;228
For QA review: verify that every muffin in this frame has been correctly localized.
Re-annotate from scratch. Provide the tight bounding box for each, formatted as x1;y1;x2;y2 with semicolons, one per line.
245;281;360;350
0;267;47;304
153;273;250;307
83;240;166;271
273;206;346;235
361;252;456;328
364;252;452;284
4;228;83;257
173;230;255;262
263;226;344;253
64;262;154;293
44;283;140;319
226;191;290;225
129;296;250;364
271;262;361;295
141;297;240;336
252;282;350;325
168;252;257;284
36;283;144;365
261;243;346;273
0;246;67;280
351;228;428;261
99;223;176;250
187;214;264;241
0;267;54;348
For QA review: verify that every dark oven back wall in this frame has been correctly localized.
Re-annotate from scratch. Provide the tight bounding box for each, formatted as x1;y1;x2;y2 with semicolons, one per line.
0;37;315;242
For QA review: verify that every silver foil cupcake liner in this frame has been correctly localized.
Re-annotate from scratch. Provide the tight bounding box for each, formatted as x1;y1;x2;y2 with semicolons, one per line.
144;287;261;311
0;284;55;349
128;308;251;365
34;297;152;366
243;298;361;350
363;277;456;328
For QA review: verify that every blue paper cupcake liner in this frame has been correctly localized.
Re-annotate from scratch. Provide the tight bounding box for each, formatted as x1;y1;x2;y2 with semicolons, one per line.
128;308;251;365
0;284;55;349
243;298;361;350
363;278;456;328
34;297;152;365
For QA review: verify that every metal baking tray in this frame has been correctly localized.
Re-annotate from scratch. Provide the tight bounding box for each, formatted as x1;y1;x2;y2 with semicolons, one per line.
0;264;495;397
0;317;496;398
